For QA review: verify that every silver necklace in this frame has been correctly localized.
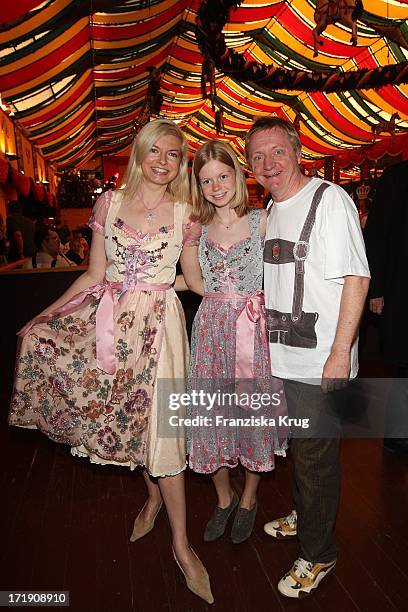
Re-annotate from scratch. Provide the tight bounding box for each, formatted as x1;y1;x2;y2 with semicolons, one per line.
138;194;164;224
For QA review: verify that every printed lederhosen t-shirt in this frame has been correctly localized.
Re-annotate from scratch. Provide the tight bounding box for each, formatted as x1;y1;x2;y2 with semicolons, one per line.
263;178;370;383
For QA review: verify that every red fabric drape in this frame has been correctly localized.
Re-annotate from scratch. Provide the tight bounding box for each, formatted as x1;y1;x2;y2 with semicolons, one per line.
11;168;30;196
0;157;9;183
336;134;408;168
2;2;41;24
32;182;45;201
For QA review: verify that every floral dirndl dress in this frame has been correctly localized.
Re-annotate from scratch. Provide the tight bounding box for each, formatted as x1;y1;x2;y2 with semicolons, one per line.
188;209;288;474
9;190;192;477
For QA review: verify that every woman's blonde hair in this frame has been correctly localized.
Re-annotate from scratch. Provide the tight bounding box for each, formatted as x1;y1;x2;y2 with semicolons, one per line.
191;140;249;224
120;118;189;203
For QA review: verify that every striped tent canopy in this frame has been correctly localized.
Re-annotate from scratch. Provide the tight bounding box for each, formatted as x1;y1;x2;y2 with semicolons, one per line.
0;0;407;169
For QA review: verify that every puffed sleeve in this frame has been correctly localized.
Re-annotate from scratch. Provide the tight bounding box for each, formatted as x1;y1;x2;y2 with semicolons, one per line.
182;219;202;246
88;191;111;235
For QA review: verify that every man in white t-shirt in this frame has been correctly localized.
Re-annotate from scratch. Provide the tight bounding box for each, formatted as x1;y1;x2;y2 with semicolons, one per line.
24;226;76;269
245;117;370;598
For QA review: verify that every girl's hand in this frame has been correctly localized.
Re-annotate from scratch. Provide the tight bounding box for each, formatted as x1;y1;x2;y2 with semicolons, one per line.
174;274;189;292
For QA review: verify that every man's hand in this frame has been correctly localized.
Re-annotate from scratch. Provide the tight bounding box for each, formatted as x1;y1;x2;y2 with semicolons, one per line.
321;349;350;393
321;275;368;392
369;297;384;315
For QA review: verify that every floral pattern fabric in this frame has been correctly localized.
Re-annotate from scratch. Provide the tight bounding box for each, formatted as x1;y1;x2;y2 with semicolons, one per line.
9;191;189;476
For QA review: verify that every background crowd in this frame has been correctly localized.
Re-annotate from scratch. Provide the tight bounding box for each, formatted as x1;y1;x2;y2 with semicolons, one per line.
0;200;91;268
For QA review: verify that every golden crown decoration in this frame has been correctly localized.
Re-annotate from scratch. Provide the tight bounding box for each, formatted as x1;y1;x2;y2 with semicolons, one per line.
356;183;370;199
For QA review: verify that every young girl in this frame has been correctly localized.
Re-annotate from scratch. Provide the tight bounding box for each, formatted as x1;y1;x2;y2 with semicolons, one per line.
181;140;287;545
9;119;213;604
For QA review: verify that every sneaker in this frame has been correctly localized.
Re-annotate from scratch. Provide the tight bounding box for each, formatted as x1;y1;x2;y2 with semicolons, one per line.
203;493;239;542
278;557;336;598
264;509;297;539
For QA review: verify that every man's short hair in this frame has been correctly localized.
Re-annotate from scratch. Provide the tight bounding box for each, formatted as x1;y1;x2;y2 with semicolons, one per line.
245;116;301;164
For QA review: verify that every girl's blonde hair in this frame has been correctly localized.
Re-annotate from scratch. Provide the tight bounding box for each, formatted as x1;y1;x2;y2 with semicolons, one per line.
120;118;189;203
191;140;249;224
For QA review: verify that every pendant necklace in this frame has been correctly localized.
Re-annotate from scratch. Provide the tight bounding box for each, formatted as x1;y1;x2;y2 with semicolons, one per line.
215;212;236;230
138;194;164;224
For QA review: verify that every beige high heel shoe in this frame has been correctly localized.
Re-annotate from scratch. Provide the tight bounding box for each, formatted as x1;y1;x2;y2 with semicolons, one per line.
173;547;214;604
129;500;163;542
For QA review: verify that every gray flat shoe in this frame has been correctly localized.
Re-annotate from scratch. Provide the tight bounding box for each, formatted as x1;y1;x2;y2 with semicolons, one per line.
204;493;239;542
231;501;258;544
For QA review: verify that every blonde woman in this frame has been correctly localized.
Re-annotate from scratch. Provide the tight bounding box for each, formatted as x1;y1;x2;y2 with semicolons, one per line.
9;119;213;604
182;140;287;544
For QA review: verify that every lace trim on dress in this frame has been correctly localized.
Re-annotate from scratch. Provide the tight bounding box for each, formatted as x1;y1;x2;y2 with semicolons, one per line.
205;236;251;253
71;446;187;477
114;217;200;246
89;219;104;235
114;218;175;242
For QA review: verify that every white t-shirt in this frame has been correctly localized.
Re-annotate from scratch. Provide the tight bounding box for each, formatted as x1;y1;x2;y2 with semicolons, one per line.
23;252;75;269
264;178;370;383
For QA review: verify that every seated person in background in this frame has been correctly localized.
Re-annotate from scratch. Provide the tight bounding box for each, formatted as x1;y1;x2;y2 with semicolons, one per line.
72;229;89;261
6;200;35;262
65;234;85;265
58;225;72;255
24;225;77;269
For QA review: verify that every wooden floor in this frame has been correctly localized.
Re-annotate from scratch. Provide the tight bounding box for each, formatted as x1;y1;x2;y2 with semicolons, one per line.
1;317;408;612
